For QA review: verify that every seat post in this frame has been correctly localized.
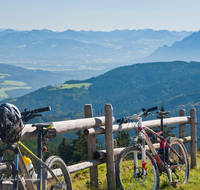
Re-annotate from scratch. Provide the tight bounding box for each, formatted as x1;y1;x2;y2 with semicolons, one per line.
37;127;43;189
160;115;164;137
159;115;166;162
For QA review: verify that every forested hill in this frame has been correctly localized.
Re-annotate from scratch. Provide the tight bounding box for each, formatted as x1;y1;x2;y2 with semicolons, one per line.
0;64;69;100
1;61;200;123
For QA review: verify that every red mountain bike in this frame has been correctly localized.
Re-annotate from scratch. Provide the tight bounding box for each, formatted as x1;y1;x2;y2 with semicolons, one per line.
115;107;189;190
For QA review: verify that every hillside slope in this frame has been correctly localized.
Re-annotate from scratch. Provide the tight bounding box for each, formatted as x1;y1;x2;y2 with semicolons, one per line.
0;64;69;100
2;61;200;123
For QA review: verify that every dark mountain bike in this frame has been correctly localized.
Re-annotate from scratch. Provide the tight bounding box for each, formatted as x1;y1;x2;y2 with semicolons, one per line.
0;106;73;190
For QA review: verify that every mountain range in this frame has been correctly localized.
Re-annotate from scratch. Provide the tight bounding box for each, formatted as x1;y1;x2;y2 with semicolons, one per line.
142;30;200;63
0;29;192;79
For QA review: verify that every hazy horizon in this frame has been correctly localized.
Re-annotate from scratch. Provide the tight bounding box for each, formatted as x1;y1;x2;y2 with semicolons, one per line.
1;0;199;32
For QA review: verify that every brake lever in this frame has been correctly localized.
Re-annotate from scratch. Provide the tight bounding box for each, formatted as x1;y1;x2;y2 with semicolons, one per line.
22;114;42;123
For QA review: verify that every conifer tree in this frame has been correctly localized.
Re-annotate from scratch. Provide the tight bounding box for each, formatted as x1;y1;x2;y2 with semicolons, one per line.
71;130;88;163
116;131;131;147
55;137;74;164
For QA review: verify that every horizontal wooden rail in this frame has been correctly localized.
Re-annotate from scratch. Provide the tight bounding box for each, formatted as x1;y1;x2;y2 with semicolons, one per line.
84;116;191;135
47;159;106;179
17;116;115;141
68;159;106;173
93;136;191;160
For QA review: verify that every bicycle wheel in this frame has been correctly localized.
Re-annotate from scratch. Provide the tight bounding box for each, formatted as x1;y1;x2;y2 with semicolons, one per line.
0;162;26;190
115;146;160;190
167;137;190;185
42;156;73;190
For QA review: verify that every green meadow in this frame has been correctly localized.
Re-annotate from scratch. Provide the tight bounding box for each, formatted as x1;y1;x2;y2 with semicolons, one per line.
0;79;31;100
58;83;92;89
70;154;200;190
0;73;11;79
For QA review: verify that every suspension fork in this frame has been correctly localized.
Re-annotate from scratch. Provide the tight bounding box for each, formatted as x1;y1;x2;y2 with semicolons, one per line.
134;118;147;176
133;132;146;177
141;133;147;175
37;128;43;190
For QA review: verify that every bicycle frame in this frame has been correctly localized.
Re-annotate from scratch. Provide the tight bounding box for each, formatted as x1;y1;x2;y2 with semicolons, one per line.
0;140;62;190
134;117;185;183
0;106;69;190
0;143;19;190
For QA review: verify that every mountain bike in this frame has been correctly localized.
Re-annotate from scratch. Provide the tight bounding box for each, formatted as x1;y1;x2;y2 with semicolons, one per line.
115;107;189;190
0;106;73;190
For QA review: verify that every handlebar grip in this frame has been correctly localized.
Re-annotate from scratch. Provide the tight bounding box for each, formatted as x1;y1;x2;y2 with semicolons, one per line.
116;119;121;123
21;111;27;116
147;106;159;112
116;118;126;124
33;106;51;113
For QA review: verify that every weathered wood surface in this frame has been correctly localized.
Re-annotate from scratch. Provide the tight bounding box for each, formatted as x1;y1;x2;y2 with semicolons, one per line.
85;104;99;188
84;116;191;136
68;159;106;174
47;159;106;179
105;104;116;190
190;108;197;168
179;109;186;138
18;116;115;141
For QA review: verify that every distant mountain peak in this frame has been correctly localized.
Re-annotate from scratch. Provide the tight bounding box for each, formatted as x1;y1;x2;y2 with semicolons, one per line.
142;30;200;63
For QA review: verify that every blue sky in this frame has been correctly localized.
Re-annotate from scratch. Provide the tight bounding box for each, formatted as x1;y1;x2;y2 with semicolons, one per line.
0;0;199;32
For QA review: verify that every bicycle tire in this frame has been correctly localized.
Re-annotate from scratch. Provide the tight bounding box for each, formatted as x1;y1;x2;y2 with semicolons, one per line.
42;156;73;190
167;137;190;185
115;146;160;190
0;162;26;190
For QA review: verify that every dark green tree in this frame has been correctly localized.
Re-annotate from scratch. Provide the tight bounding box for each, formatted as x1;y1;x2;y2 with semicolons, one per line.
71;130;88;163
55;137;74;165
115;131;131;147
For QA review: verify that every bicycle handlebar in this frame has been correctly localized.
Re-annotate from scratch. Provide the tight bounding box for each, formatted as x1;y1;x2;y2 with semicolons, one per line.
21;106;51;122
147;106;159;112
116;106;159;125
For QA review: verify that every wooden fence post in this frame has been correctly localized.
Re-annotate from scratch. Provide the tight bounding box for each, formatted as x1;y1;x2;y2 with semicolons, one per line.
190;108;197;168
105;104;116;190
84;104;99;189
179;109;186;138
114;139;117;162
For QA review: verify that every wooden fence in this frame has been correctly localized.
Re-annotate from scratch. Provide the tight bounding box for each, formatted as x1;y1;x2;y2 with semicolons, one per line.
16;104;197;189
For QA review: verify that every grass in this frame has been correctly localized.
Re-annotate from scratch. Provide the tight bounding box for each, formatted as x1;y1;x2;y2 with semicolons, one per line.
1;80;27;86
0;79;31;100
57;83;92;89
0;87;32;100
0;73;11;79
69;153;200;190
70;164;108;190
0;88;9;99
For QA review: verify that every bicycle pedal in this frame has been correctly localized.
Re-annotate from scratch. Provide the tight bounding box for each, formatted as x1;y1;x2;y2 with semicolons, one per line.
171;181;179;187
55;181;66;189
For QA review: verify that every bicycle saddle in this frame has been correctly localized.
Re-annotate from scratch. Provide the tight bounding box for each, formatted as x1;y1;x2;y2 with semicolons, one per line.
157;111;170;117
32;122;54;129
